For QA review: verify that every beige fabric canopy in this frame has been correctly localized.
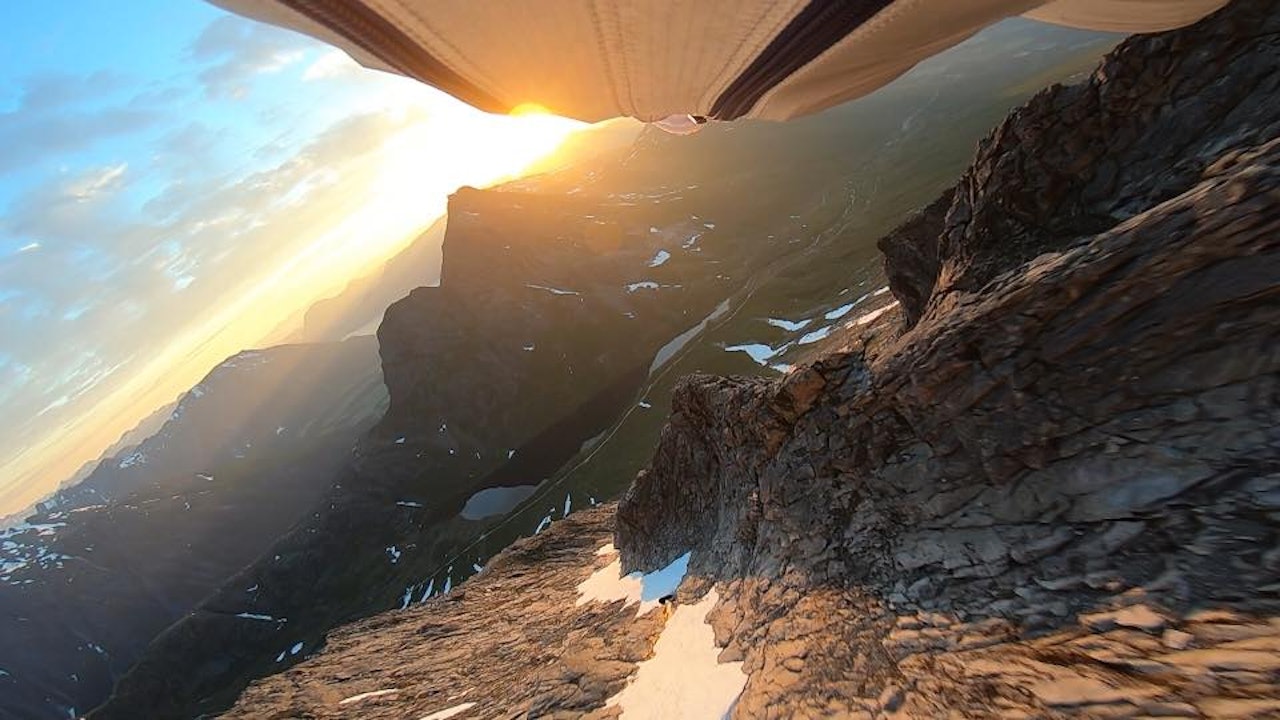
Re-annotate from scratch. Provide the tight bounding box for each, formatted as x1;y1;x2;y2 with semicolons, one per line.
211;0;1229;122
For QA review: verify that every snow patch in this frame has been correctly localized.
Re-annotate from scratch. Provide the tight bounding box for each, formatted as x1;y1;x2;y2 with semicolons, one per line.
798;326;832;345
339;688;399;706
576;548;691;616
419;702;477;720
534;514;553;534
525;283;580;296
650;299;730;373
824;302;856;321
724;342;787;366
848;302;899;328
647;249;671;267
235;613;281;622
767;317;811;331
604;589;745;719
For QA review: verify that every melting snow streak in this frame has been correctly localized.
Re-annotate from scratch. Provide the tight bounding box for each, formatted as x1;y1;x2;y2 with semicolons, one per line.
419;702;477;720
340;689;399;705
525;284;580;296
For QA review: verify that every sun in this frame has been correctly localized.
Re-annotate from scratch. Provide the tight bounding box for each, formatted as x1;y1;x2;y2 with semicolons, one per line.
509;102;556;117
269;92;587;297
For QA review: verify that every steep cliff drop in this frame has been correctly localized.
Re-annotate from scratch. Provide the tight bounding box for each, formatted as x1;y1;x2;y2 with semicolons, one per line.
152;1;1280;717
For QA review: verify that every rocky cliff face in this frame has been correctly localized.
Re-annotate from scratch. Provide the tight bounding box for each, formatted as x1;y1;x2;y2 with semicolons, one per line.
617;1;1280;715
360;184;730;496
884;0;1280;330
213;2;1279;717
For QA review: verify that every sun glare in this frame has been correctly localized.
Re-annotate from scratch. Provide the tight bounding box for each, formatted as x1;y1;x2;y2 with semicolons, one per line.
321;99;584;276
509;102;554;116
4;89;587;515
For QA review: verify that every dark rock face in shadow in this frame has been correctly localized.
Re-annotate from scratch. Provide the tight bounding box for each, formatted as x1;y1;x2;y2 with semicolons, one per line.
876;188;952;327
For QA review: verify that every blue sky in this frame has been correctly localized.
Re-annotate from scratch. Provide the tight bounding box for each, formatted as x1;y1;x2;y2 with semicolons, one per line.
0;1;580;514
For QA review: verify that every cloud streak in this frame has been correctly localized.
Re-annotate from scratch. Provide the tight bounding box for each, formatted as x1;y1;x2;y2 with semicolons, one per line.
190;15;310;99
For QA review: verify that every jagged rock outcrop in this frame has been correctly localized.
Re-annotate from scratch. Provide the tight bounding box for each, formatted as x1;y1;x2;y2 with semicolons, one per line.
617;143;1279;715
888;0;1280;329
205;3;1279;719
875;189;952;327
613;2;1280;715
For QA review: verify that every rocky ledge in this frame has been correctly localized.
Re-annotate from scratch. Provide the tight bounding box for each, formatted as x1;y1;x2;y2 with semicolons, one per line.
223;2;1278;717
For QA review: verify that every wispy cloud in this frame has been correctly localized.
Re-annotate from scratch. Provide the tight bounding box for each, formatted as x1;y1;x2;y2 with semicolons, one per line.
65;163;128;201
190;16;310;99
302;49;361;82
0;106;158;177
